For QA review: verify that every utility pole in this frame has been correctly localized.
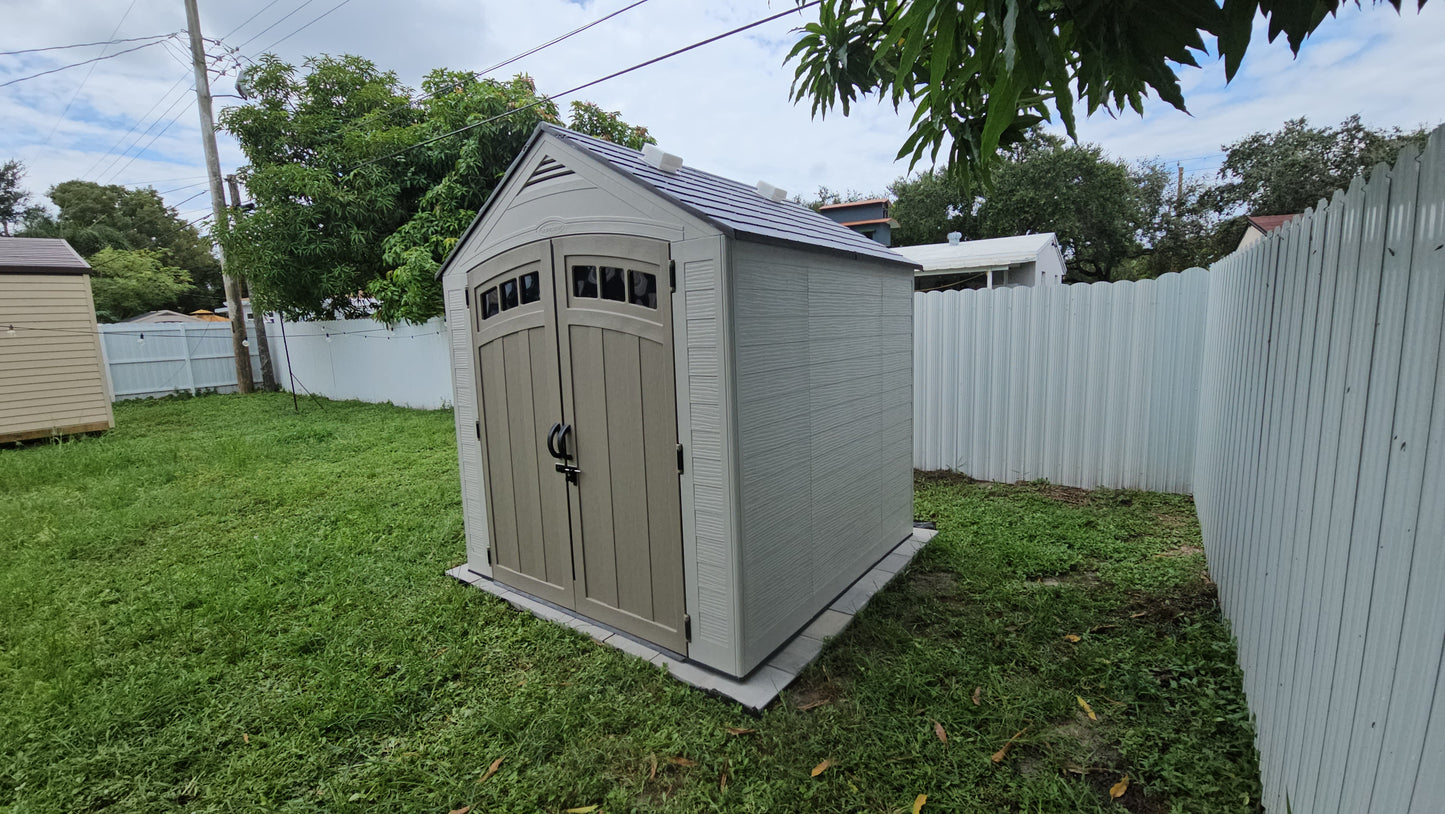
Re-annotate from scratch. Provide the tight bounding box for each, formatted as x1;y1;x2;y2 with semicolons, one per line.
1177;163;1184;210
227;174;276;391
184;0;253;393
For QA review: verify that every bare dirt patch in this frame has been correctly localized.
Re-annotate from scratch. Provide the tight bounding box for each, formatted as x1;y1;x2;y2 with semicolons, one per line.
1155;544;1205;558
1125;577;1220;624
910;569;960;598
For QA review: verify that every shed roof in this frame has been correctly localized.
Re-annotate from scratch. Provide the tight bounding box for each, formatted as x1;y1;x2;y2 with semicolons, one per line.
892;233;1060;272
0;237;90;274
1245;214;1301;234
541;125;914;267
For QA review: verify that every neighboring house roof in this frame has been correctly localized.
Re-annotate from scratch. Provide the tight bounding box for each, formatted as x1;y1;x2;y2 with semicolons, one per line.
1245;214;1301;234
188;310;228;322
818;197;890;210
541;124;915;267
0;237;90;274
120;310;209;323
893;233;1061;272
839;217;899;228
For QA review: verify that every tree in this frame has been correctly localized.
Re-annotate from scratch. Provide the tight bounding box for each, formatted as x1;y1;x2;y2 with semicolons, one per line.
0;159;32;236
1209;115;1430;215
19;181;222;311
220;56;653;324
887;169;974;246
87;248;193;322
787;0;1425;187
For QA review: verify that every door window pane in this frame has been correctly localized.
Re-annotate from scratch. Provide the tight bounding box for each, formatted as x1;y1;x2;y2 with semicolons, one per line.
628;270;657;309
500;278;519;311
481;287;500;319
573;265;598;298
600;266;626;301
519;271;540;304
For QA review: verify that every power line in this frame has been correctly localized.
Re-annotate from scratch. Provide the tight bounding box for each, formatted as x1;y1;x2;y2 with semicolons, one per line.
42;0;139;147
0;32;173;57
97;88;196;184
81;73;193;178
221;0;287;40
0;37;175;89
253;0;356;55
234;0;322;52
317;0;654;147
347;0;822;174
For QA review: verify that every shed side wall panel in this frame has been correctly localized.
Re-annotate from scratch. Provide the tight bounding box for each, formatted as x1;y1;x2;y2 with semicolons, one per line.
443;269;491;576
0;273;113;441
731;241;913;673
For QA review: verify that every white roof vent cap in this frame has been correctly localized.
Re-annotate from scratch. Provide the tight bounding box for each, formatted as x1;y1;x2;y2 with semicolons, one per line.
641;143;684;173
755;181;788;202
947;231;962;246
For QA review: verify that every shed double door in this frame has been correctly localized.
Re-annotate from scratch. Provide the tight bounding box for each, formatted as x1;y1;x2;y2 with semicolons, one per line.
469;235;686;652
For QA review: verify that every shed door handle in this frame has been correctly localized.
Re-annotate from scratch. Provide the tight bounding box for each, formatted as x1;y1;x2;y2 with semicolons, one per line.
556;424;572;460
546;422;564;459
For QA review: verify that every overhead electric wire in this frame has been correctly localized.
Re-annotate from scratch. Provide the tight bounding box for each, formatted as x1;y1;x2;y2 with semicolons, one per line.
221;0;288;40
81;72;192;177
0;32;173;57
233;0;322;53
320;0;654;145
42;0;139;147
253;0;357;55
96;87;194;183
0;37;175;89
346;0;822;175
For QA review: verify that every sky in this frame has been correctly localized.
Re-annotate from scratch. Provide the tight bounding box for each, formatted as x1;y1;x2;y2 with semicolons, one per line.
1;0;1441;228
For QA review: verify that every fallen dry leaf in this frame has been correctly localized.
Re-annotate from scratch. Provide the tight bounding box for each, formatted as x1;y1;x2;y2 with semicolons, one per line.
720;764;728;791
242;733;250;744
1090;624;1118;633
725;726;756;736
449;808;470;814
972;686;982;706
478;756;503;784
1077;696;1098;721
933;720;948;743
1063;633;1082;643
1130;611;1149;618
990;730;1026;763
648;754;657;780
912;793;927;813
810;759;832;777
564;807;599;814
1110;775;1130;799
797;698;831;711
669;756;699;767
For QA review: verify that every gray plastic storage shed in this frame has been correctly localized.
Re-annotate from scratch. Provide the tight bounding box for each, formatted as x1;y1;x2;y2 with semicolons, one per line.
440;124;917;679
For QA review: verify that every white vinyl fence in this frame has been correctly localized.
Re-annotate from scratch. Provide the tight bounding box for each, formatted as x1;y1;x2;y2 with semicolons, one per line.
101;322;264;400
101;316;452;408
913;267;1208;493
1195;133;1445;814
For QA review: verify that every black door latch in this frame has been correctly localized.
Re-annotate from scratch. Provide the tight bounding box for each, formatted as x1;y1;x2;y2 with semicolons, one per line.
555;462;581;484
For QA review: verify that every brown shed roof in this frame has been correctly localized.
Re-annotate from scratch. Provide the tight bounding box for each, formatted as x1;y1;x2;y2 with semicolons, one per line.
1245;214;1301;234
818;197;889;210
0;237;90;274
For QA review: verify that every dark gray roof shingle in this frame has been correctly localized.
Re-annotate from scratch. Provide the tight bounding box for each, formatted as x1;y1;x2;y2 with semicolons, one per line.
545;125;915;268
0;237;90;274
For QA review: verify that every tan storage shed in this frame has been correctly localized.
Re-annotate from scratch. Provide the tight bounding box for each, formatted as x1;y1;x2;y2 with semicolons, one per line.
0;238;114;443
440;124;919;682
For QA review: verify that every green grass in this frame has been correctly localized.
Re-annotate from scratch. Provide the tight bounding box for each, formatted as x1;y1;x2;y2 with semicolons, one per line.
0;394;1260;813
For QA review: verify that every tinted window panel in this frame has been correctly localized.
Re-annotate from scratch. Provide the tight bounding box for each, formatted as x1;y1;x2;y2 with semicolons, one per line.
601;266;626;301
519;271;540;304
628;270;657;309
572;265;597;298
481;287;500;319
500;278;519;311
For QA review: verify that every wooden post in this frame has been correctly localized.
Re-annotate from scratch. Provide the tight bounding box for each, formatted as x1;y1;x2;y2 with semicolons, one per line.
184;0;253;393
227;174;277;391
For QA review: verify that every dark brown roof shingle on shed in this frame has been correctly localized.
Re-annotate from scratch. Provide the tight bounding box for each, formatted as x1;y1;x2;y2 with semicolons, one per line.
0;237;91;274
544;125;913;267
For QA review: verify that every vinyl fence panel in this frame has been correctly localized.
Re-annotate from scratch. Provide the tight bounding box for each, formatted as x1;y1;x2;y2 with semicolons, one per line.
912;267;1209;493
101;322;263;399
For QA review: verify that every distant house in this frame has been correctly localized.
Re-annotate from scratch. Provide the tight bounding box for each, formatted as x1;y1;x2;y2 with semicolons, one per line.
1237;214;1301;251
894;232;1067;291
0;237;114;443
121;309;211;324
817;198;898;246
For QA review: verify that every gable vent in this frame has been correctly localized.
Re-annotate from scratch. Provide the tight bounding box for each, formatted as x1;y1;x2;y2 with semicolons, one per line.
523;156;575;188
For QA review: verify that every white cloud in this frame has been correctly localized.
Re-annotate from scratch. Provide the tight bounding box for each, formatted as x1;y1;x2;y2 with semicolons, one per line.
2;0;1440;223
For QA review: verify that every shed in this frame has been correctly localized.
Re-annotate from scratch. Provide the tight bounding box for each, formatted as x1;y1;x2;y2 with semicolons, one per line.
895;232;1067;290
439;124;918;682
0;237;114;443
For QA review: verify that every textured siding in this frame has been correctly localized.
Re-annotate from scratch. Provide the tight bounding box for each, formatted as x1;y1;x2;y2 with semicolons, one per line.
0;274;113;441
674;235;740;672
1195;129;1445;814
913;269;1208;493
444;271;492;577
732;240;914;673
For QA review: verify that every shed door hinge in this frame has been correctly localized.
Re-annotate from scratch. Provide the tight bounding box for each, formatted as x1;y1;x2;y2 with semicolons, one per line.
475;420;481;440
486;548;492;565
684;613;691;641
676;443;684;474
465;287;471;308
669;259;676;292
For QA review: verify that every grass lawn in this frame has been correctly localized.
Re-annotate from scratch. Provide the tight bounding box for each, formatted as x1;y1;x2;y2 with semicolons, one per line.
0;394;1260;813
